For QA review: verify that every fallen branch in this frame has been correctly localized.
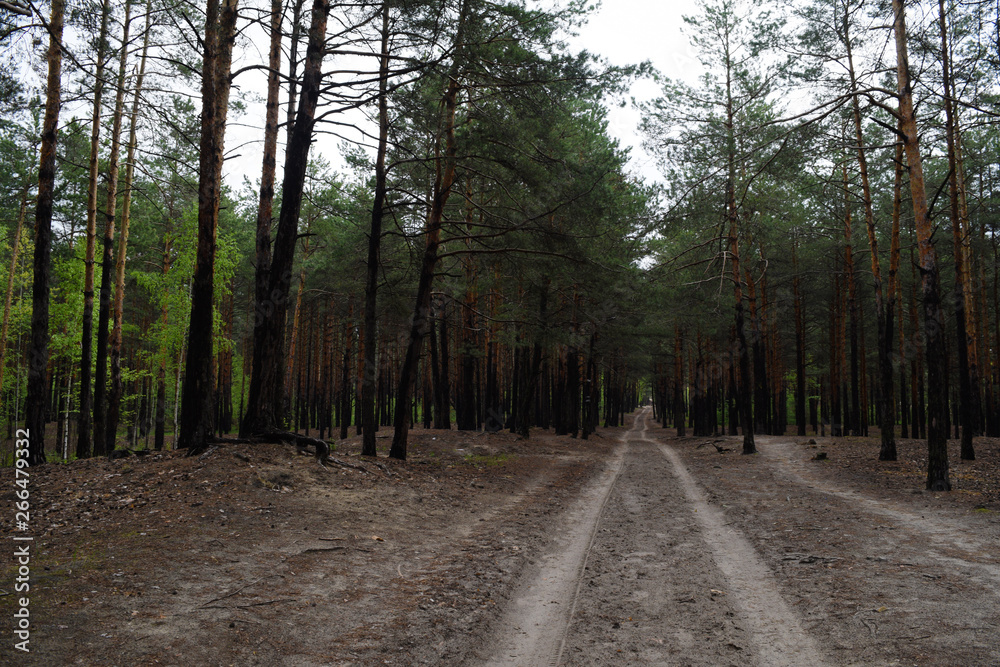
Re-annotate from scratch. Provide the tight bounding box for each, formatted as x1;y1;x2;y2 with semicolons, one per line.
262;431;331;462
327;457;370;474
236;598;297;609
197;446;219;461
198;575;271;608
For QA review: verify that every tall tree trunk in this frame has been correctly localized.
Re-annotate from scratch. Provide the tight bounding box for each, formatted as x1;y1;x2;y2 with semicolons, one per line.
938;0;978;460
216;287;234;435
456;233;478;431
154;263;169;449
177;0;239;452
747;272;768;435
76;0;111;459
362;2;390;456
842;159;861;437
582;334;596;438
339;304;353;440
389;0;470;460
428;312;443;428
107;0;152;453
893;0;950;491
436;303;451;429
793;238;807;436
242;0;330;437
285;258;309;401
93;0;134;456
844;8;897;456
978;224;996;436
24;0;65;465
829;262;842;437
724;39;754;454
243;0;284;436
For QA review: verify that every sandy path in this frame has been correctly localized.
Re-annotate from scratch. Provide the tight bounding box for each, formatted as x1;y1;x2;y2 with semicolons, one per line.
759;438;1000;582
647;425;827;666
483;431;629;666
664;433;1000;666
484;409;826;666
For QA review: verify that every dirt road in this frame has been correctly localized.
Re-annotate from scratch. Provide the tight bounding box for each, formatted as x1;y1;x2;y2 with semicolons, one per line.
3;412;998;665
484;408;825;666
480;408;1000;666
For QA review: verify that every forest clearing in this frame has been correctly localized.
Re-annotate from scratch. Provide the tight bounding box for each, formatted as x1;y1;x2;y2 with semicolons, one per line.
1;410;998;664
4;0;1000;663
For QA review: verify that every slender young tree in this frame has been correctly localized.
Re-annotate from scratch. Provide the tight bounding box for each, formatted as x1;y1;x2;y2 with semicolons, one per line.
0;181;30;424
361;1;391;457
792;236;807;436
107;0;152;452
76;0;112;459
837;0;897;455
93;0;134;456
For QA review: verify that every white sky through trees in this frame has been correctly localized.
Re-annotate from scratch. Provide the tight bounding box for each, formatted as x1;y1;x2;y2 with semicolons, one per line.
567;0;701;183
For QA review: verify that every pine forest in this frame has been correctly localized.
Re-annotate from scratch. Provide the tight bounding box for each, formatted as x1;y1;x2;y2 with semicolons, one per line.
2;0;1000;663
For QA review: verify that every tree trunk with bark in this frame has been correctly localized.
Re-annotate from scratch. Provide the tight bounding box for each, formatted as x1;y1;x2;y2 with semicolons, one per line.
242;0;330;438
938;0;978;460
93;0;134;457
893;0;950;491
845;14;897;455
339;305;353;440
793;238;807;436
24;0;65;465
362;2;391;455
177;0;239;452
841;158;862;437
76;0;111;459
243;0;283;435
723;41;754;454
389;0;470;460
107;0;152;452
154;246;170;450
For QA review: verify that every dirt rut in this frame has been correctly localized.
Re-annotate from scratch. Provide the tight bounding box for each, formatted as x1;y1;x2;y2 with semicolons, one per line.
483;409;826;666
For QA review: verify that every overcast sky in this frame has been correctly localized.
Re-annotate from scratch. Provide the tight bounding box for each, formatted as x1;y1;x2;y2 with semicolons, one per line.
566;0;702;181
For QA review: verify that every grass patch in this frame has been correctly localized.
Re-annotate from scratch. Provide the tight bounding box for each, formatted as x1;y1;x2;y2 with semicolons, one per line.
464;452;513;467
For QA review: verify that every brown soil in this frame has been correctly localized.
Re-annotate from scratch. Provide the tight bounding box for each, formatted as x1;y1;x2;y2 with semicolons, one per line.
1;414;999;665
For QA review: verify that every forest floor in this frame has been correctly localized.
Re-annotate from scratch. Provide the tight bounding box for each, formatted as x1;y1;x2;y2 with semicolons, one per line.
1;412;999;666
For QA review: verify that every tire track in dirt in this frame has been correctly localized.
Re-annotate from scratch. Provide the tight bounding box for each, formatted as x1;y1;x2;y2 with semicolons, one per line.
758;437;1000;588
485;410;827;666
563;413;754;664
643;415;828;667
482;425;630;666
